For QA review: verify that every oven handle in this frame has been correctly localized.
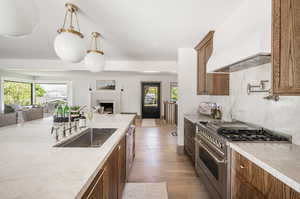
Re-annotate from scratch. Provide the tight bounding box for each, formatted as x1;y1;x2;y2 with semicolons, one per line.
196;139;225;164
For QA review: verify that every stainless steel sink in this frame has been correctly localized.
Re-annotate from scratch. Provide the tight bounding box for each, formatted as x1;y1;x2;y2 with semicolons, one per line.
55;128;117;148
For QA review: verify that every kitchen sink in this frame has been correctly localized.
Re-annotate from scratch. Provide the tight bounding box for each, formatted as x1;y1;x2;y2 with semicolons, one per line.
55;128;117;148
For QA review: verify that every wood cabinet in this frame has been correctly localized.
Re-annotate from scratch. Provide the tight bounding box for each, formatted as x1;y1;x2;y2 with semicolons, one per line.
117;136;126;199
195;31;229;95
82;135;127;199
232;151;300;199
206;73;230;95
184;118;196;163
82;168;108;199
272;0;300;95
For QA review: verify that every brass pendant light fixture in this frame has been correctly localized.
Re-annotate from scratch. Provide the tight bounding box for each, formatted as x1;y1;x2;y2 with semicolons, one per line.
85;32;105;72
54;3;85;63
57;3;83;38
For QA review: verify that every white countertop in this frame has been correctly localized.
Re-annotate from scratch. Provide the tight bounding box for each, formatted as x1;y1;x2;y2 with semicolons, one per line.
184;114;215;124
230;142;300;193
0;114;135;199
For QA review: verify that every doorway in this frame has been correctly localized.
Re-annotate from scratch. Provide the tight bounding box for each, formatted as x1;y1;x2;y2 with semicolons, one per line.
141;82;161;118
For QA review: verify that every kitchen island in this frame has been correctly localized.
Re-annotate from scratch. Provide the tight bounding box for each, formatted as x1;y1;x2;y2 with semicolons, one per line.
0;114;135;199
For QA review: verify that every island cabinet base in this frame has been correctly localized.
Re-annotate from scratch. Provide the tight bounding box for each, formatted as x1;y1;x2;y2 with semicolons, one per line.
81;135;127;199
231;151;300;199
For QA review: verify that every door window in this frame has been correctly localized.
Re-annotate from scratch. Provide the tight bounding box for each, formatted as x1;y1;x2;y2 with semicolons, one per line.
143;86;158;107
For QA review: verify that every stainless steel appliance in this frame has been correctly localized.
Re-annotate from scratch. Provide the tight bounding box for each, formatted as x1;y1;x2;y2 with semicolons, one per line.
195;121;290;199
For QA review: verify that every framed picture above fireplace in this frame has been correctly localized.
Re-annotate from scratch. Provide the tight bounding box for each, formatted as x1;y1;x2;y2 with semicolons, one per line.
96;80;116;91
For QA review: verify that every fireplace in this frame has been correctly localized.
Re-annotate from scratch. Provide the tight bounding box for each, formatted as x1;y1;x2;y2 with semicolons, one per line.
99;101;115;114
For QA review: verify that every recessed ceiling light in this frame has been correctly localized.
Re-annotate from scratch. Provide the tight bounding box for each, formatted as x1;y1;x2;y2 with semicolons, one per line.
142;71;160;73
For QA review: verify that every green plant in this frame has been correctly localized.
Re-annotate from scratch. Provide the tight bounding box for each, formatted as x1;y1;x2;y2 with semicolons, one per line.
70;106;80;111
4;81;32;106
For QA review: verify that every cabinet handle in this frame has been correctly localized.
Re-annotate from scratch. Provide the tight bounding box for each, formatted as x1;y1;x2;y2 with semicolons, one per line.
86;167;106;199
118;145;121;150
240;165;245;169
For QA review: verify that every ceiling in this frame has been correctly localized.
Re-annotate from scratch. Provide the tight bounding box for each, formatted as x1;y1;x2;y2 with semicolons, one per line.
0;0;243;61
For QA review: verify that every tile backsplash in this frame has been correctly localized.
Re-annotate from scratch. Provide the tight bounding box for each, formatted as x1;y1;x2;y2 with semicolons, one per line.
226;63;300;145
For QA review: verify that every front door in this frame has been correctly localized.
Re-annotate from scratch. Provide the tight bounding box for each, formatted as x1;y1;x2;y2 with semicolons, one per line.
141;82;161;118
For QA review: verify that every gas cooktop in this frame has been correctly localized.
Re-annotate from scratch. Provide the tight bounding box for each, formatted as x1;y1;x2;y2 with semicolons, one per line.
217;128;289;142
197;120;290;142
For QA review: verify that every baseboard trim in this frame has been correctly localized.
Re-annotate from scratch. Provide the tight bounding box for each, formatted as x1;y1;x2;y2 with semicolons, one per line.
177;145;184;155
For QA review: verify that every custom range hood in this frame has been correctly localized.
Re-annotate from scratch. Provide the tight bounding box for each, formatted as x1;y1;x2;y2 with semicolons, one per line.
207;0;272;73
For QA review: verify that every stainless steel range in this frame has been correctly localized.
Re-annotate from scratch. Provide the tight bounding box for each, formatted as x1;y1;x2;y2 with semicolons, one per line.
195;121;290;199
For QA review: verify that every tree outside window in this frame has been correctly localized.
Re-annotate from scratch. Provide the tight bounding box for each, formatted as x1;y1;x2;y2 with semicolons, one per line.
170;82;178;102
4;81;33;106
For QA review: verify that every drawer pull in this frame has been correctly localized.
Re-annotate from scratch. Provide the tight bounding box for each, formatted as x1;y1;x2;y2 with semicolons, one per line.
240;165;245;169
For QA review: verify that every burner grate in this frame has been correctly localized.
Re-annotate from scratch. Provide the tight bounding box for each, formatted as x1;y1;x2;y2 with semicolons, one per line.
217;128;289;142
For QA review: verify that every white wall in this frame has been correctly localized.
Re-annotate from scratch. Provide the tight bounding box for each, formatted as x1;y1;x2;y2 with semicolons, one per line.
34;72;177;116
230;64;300;145
177;49;300;146
177;48;230;146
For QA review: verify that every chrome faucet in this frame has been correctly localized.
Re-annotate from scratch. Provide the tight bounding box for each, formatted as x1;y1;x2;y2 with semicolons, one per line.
51;118;79;141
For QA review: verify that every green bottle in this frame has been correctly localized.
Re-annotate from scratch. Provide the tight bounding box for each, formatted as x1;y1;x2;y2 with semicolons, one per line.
56;105;63;122
64;105;70;118
57;105;63;117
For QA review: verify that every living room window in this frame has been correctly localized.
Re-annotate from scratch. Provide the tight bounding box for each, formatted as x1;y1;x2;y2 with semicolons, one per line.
170;82;178;102
35;83;68;105
4;80;33;107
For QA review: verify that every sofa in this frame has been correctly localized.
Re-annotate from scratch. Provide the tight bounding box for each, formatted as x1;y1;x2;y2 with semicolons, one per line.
0;112;18;127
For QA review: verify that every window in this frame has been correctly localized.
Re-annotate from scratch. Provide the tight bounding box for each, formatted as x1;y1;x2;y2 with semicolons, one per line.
170;82;178;102
144;86;158;107
4;80;33;106
35;83;68;105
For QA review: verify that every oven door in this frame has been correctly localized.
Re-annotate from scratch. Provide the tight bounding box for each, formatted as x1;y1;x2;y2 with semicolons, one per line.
195;138;227;198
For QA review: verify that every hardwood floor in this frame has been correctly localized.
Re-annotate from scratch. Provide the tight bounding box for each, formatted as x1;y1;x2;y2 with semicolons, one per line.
128;120;211;199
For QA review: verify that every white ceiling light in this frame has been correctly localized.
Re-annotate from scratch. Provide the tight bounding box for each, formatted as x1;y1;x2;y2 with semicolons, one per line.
142;71;160;73
54;3;85;63
85;32;105;73
0;0;37;37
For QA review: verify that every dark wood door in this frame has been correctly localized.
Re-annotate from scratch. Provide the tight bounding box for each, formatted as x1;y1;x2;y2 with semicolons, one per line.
141;82;161;118
272;0;300;95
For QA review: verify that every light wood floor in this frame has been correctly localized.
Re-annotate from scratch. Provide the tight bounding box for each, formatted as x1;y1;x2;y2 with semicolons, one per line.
128;120;211;199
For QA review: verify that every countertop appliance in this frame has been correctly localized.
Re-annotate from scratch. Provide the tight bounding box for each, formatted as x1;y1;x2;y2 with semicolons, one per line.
195;121;290;199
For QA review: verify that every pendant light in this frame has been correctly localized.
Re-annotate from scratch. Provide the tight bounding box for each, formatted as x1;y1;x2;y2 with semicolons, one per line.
85;32;105;72
0;0;37;37
54;3;85;63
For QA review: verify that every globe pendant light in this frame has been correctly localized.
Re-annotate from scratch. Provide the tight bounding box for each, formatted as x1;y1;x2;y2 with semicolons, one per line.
54;3;85;63
0;0;37;37
85;32;105;72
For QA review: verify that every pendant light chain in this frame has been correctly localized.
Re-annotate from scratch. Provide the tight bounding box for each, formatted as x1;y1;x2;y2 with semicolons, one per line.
57;3;83;38
62;10;68;29
94;35;98;50
74;12;81;32
87;32;104;55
